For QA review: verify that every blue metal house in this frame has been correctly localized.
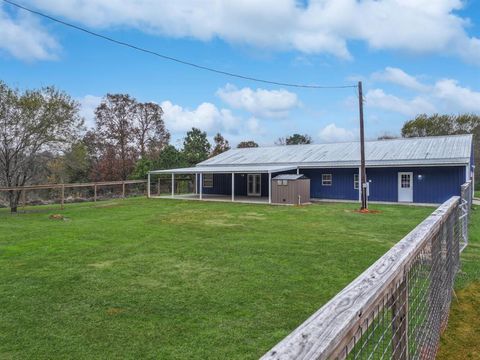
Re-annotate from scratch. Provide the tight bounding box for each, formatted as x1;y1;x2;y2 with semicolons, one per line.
148;134;474;205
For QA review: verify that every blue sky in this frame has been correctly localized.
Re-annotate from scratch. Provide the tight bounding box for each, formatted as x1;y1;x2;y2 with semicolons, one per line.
1;0;479;147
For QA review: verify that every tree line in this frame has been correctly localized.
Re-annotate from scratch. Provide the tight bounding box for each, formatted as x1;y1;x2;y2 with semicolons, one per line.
1;81;477;212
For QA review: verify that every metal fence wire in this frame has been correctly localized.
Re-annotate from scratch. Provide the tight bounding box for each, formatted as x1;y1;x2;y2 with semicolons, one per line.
261;181;472;360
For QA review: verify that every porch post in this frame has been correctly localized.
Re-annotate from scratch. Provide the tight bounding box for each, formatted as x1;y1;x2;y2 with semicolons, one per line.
171;173;174;197
194;173;197;194
268;172;272;204
231;172;235;202
147;172;151;198
297;167;299;175
199;173;203;200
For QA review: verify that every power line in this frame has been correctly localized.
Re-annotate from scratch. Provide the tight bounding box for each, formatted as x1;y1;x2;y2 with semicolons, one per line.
2;0;357;90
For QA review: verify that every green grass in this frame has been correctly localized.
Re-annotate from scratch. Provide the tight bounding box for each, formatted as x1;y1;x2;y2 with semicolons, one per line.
474;190;479;198
438;205;480;360
0;198;433;360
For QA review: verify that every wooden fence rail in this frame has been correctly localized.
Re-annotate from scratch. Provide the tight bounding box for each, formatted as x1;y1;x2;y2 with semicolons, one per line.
0;180;147;210
261;181;472;360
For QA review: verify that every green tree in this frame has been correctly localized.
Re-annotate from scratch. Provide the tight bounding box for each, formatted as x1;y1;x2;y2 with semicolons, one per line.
401;113;480;185
210;133;230;157
130;158;153;180
237;140;258;148
0;81;83;212
276;133;312;145
182;128;211;166
155;145;187;170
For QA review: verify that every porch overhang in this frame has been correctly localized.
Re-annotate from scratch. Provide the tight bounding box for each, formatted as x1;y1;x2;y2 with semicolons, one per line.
149;164;298;174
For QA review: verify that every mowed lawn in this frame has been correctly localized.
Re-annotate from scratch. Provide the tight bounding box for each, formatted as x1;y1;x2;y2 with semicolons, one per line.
0;198;433;360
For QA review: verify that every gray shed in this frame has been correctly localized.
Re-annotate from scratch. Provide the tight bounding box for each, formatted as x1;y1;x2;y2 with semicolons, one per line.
271;174;310;205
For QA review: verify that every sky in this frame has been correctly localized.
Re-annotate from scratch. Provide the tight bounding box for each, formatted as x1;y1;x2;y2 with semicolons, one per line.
1;0;479;148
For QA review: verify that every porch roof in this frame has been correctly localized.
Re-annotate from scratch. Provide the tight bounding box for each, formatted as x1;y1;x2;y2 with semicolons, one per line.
149;164;298;174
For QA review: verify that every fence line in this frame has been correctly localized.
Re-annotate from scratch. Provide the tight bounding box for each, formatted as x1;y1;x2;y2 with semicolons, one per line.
0;180;147;210
261;182;472;360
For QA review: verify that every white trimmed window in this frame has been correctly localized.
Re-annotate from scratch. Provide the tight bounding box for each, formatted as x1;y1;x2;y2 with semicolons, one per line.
203;174;214;188
354;174;359;190
322;174;332;186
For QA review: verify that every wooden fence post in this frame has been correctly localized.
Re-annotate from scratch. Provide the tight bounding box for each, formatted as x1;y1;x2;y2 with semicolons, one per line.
94;184;97;202
22;189;26;211
61;184;65;210
122;181;125;199
392;276;409;360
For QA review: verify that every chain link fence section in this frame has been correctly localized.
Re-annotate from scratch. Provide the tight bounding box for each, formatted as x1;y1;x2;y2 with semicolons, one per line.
261;182;472;360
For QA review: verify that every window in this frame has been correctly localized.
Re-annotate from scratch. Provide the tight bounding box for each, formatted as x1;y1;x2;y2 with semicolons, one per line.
203;174;214;188
401;174;411;188
322;174;332;186
354;174;359;190
276;179;288;186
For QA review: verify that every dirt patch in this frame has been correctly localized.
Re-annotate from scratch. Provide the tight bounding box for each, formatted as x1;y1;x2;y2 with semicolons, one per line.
49;214;67;220
205;219;240;227
437;282;480;359
351;209;382;214
106;307;125;316
88;260;114;269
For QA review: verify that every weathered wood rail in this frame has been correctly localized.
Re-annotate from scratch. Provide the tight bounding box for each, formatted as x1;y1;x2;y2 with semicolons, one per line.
261;182;472;360
0;180;147;210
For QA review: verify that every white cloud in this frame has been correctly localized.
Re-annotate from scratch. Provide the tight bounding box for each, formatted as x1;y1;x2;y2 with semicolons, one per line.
0;5;59;61
160;100;240;133
21;0;480;64
216;84;299;118
372;67;429;92
78;94;102;128
433;79;480;112
318;123;355;143
367;67;480;115
365;89;436;116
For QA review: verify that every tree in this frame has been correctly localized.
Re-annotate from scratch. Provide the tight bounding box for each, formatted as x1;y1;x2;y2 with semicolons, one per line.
401;113;480;185
134;102;169;159
130;157;153;180
183;128;211;166
95;94;137;180
0;81;83;212
155;145;187;170
47;141;90;183
237;141;258;148
211;133;230;157
377;133;398;140
276;133;312;145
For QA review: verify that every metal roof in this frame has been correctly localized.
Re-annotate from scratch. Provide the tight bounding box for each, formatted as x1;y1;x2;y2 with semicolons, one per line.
198;135;473;168
149;164;298;174
272;174;307;180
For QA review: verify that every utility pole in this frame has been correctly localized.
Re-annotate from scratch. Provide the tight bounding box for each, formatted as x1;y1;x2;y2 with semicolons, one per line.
358;81;368;210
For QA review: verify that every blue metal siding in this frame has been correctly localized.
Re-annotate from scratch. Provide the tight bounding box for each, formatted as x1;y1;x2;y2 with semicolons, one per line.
301;168;359;200
367;166;465;203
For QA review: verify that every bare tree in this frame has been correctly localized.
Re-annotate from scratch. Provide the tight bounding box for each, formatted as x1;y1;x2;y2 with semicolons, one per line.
134;102;170;158
0;81;83;212
95;94;137;180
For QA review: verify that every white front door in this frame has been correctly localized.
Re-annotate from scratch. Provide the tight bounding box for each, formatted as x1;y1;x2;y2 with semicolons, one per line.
247;174;261;196
398;172;413;202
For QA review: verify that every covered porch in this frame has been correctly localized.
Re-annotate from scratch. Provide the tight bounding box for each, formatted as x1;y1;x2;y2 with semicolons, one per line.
148;165;298;204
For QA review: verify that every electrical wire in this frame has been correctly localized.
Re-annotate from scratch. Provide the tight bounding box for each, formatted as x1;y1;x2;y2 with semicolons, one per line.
2;0;358;90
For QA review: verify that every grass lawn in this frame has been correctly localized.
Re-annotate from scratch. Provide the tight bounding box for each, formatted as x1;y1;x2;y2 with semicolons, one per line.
474;190;479;198
0;198;433;359
438;205;480;360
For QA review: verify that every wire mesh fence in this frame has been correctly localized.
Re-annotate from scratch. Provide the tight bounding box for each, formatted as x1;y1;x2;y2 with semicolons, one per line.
262;181;472;360
0;180;147;211
148;174;196;197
